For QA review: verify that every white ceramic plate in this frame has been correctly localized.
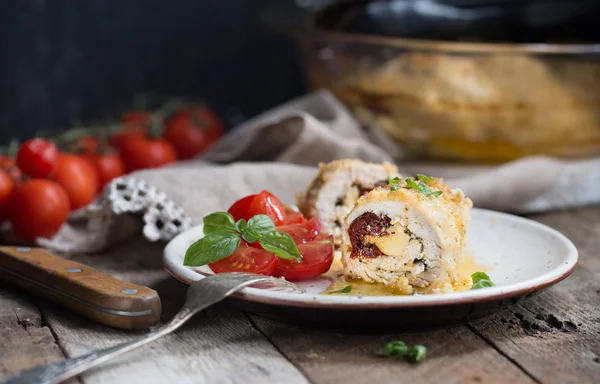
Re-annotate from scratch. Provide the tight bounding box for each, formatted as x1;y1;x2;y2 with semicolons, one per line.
163;208;577;329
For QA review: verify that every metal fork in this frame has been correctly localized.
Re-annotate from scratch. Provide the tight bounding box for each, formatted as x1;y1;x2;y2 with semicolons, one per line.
2;273;298;384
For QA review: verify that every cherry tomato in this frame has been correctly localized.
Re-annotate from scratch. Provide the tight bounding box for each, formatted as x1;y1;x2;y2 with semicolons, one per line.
16;138;59;178
227;194;257;222
274;235;334;281
165;105;224;159
276;218;321;244
209;241;277;275
119;137;178;172
0;169;14;222
52;154;98;210
282;207;307;225
0;156;22;182
247;190;287;226
9;179;70;241
83;152;126;193
109;126;148;150
121;111;152;127
72;136;100;154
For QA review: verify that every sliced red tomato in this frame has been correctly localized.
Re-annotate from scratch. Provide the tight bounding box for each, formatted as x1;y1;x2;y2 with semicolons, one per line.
247;190;287;226
227;194;257;222
274;235;334;281
276;218;321;244
209;241;277;275
283;207;307;225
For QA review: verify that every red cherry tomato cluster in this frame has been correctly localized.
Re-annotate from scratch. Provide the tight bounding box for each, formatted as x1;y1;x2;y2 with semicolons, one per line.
0;103;225;242
211;190;334;281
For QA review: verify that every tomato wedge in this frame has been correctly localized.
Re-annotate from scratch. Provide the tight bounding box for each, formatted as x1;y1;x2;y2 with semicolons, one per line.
282;207;307;225
247;190;287;225
209;241;277;275
227;194;256;222
276;218;321;244
274;235;334;281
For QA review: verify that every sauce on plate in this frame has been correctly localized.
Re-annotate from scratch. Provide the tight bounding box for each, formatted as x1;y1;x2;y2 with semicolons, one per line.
321;250;488;296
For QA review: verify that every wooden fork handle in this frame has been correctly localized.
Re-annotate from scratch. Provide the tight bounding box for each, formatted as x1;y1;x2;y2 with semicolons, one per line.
0;246;161;330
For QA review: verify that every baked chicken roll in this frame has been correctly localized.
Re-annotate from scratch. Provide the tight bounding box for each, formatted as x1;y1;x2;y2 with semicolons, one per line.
297;159;400;245
341;177;473;294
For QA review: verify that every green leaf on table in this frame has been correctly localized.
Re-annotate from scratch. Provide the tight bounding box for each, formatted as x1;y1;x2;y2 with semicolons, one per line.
203;212;237;235
259;231;302;261
385;341;409;359
183;231;241;266
407;345;427;363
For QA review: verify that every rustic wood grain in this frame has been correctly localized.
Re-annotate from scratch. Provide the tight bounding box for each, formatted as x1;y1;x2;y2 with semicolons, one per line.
0;286;67;379
1;206;598;384
467;206;600;384
249;316;536;384
39;235;308;384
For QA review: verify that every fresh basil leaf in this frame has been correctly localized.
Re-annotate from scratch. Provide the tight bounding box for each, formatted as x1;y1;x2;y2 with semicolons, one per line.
235;219;248;233
183;231;241;266
328;285;352;294
416;174;434;182
388;176;401;184
242;227;261;243
248;214;276;235
259;231;302;261
470;271;495;290
203;212;237;235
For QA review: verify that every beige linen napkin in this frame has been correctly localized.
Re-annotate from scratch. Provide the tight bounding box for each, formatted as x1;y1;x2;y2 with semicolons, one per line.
39;90;600;253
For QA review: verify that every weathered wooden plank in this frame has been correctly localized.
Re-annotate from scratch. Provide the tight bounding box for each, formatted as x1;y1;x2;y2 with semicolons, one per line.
0;286;67;379
250;316;536;384
468;206;600;384
40;235;308;384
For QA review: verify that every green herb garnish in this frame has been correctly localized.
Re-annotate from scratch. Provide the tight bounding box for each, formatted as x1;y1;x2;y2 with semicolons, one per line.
388;177;401;191
328;285;352;294
470;271;495;290
184;212;301;266
386;341;427;363
416;174;434;182
404;178;442;197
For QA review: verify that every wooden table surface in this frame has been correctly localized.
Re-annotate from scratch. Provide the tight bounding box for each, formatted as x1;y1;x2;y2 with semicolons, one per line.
1;206;599;384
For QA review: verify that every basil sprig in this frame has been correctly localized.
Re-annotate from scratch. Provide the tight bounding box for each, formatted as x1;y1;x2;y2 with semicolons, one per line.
184;212;301;267
470;271;495;290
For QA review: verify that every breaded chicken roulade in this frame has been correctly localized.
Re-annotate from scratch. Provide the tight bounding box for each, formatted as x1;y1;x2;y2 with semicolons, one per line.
341;177;473;294
297;159;400;245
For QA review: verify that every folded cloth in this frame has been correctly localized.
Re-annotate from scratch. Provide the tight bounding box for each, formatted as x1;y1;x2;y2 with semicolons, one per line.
39;90;600;253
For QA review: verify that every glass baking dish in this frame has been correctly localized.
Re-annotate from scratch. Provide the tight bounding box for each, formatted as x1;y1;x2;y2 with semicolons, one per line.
296;27;600;162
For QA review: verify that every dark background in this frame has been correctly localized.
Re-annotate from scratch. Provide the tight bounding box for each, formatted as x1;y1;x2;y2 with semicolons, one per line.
0;0;311;143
